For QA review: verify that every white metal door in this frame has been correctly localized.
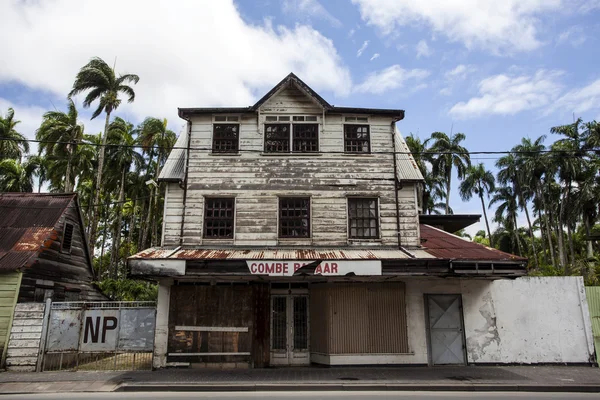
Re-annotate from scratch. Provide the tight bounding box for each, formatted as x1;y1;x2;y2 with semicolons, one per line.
270;295;309;365
426;294;466;365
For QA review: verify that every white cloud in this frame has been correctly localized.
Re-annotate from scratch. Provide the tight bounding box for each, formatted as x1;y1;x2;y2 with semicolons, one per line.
357;40;370;57
449;70;564;118
348;29;355;37
439;87;453;96
445;64;476;80
557;26;587;47
553;79;600;115
370;53;380;61
352;0;565;53
354;65;430;94
0;0;351;133
282;0;342;27
416;40;433;58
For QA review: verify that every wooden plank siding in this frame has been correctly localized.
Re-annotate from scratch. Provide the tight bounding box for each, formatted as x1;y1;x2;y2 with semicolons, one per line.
4;303;44;372
0;271;21;367
161;87;420;248
19;200;105;302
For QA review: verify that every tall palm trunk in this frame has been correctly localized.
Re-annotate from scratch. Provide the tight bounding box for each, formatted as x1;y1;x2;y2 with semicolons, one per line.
111;167;126;279
557;188;567;271
65;146;73;193
537;209;549;265
445;169;451;214
567;222;576;267
538;183;557;268
127;198;137;258
88;110;111;251
479;193;494;247
585;216;594;259
513;215;523;256
519;194;539;269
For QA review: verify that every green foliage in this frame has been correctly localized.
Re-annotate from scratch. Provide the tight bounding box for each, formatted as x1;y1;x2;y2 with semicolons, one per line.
96;278;157;301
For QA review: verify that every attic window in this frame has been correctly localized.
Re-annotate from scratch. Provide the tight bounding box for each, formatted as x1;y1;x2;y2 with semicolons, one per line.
214;116;239;122
345;116;368;122
62;223;74;253
265;116;291;122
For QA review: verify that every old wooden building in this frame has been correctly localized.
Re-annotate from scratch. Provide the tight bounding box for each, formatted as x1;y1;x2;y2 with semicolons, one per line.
129;73;595;369
0;193;105;365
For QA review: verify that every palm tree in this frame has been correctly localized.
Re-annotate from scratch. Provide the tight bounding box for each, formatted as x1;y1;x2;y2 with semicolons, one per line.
459;163;495;247
490;186;522;256
135;117;176;247
0;157;39;192
0;108;29;162
106;117;143;277
427;132;471;214
69;57;139;250
36;99;84;192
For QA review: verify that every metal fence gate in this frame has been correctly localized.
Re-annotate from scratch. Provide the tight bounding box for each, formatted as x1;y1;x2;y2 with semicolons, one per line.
42;301;156;371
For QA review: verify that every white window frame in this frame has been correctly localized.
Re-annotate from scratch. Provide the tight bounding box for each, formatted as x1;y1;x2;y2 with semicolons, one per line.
276;195;312;240
211;115;241;154
346;196;382;241
263;115;320;154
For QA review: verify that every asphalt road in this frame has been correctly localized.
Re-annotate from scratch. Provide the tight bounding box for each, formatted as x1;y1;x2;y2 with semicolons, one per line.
3;393;600;400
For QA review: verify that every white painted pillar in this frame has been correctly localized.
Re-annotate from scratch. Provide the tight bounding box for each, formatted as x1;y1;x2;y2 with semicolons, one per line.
153;278;173;369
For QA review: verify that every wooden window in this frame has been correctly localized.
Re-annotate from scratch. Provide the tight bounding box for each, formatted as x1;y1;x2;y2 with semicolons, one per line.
279;197;310;238
344;125;370;153
293;124;318;152
62;222;74;252
265;124;290;152
348;198;379;239
203;198;235;239
212;124;239;153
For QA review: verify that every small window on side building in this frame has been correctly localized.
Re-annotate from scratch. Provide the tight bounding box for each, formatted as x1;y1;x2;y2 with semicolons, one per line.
62;222;74;253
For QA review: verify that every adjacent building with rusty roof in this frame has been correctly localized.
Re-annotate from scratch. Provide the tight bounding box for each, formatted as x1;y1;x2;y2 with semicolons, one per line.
0;193;105;367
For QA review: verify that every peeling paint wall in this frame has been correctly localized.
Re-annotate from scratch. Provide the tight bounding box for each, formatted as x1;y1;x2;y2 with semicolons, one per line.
403;276;594;365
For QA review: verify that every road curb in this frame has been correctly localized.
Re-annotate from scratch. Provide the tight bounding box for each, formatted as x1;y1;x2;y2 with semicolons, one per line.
117;383;600;393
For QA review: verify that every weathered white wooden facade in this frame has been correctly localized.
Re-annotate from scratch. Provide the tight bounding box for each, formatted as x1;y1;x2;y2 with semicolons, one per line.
129;73;546;369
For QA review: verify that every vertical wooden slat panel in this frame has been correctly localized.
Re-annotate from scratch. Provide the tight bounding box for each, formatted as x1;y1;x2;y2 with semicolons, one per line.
327;282;408;354
309;285;329;354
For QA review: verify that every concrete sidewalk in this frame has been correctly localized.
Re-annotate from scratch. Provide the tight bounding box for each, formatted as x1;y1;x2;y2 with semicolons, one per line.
1;366;600;394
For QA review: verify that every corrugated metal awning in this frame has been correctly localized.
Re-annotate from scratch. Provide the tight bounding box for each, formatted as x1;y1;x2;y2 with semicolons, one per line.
129;248;413;260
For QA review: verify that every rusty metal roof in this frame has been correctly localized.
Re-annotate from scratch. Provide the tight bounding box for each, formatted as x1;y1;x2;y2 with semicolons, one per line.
420;224;527;262
0;193;75;271
130;248;413;260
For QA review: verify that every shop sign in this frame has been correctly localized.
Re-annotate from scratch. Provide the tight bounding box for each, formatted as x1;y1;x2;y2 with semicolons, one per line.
246;260;381;276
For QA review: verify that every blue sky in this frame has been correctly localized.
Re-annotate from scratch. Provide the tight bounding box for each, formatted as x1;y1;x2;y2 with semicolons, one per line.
1;0;600;235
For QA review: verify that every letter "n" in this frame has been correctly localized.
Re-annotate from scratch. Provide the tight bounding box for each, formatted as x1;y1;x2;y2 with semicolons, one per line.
84;316;101;343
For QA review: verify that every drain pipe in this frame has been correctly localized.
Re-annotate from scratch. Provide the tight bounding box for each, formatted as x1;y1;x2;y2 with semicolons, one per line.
179;116;192;246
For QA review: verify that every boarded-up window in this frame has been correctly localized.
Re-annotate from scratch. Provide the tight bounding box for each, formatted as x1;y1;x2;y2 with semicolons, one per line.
62;222;74;252
348;198;379;239
203;198;235;239
344;125;370;153
212;124;239;153
279;197;310;238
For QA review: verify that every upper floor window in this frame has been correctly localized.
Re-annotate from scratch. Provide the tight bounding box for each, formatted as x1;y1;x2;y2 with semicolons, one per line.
204;198;235;239
61;222;74;253
279;197;310;238
212;124;239;153
264;116;318;153
348;198;379;239
344;125;370;153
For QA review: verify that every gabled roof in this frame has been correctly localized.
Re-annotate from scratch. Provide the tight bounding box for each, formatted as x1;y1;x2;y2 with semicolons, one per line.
179;73;405;119
0;193;93;272
420;224;527;263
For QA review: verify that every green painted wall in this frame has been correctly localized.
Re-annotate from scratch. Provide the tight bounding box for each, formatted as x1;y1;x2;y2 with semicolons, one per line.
586;287;600;364
0;271;21;366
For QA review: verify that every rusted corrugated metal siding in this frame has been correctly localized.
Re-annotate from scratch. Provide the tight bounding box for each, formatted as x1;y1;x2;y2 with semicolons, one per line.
326;282;408;354
585;287;600;364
